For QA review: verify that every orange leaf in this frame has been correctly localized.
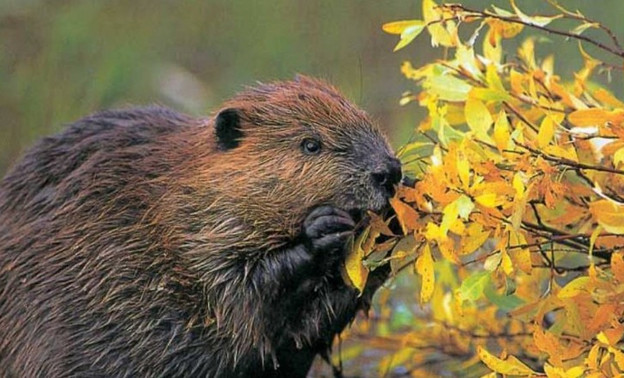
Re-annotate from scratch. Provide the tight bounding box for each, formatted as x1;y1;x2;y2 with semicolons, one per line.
533;327;563;366
593;88;624;109
568;108;624;126
612;251;624;282
390;197;420;235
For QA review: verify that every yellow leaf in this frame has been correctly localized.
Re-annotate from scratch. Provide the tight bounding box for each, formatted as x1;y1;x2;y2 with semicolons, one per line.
586;344;602;370
456;44;481;80
509;229;532;274
493;110;511;152
610;346;624;371
543;145;578;162
588;225;602;258
457;156;470;189
589;200;624;235
475;193;497;208
613;148;624;167
425;222;442;241
422;0;454;47
544;364;565;378
428;67;473;102
470;66;511;103
470;87;510;102
518;38;536;69
461;223;491;254
563;367;585;378
611;251;624;282
465;98;493;139
440;197;473;236
483;28;502;63
596;331;609;345
381;20;426;52
449;218;465;235
557;276;590;298
440;200;460;237
382;20;423;34
485;64;506;93
542;55;555;77
415;243;435;303
501;248;514;275
537;116;556;148
544;364;584;378
343;227;370;294
510;0;562;27
512;172;525;198
477;346;536;375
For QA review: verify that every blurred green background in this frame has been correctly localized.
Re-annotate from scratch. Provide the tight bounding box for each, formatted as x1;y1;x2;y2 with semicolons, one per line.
1;0;623;176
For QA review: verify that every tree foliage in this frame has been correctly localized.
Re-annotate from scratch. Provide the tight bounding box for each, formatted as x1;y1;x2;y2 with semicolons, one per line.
342;0;624;376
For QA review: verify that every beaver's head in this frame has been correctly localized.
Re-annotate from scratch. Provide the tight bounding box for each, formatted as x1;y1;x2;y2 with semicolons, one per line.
204;76;401;243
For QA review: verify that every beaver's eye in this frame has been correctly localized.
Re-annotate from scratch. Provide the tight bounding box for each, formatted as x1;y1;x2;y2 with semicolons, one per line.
301;138;321;155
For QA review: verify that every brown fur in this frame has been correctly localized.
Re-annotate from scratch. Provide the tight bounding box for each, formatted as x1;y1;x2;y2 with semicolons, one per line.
0;76;398;377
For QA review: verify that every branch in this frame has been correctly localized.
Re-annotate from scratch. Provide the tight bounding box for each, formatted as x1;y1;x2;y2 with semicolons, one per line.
518;141;624;175
546;0;623;51
445;4;624;59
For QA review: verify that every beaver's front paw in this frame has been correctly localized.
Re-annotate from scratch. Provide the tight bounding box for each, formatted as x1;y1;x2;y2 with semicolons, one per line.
303;205;354;255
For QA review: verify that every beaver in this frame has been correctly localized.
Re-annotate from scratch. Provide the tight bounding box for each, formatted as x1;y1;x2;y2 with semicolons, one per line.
0;75;401;377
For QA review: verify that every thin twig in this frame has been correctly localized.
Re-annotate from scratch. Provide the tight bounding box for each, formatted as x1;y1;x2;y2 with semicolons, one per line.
446;4;624;58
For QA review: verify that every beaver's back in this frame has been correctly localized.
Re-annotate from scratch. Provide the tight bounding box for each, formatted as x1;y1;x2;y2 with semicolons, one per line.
0;106;215;376
0;106;190;220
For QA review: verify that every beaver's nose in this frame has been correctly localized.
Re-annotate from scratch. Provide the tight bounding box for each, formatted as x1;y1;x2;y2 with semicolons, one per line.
372;157;402;197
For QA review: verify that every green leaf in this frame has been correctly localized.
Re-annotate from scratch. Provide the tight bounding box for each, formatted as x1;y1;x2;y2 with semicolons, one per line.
465;98;493;139
491;5;514;17
426;65;472;102
570;22;599;36
484;252;502;272
458;271;490;302
456;194;475;220
484;282;525;312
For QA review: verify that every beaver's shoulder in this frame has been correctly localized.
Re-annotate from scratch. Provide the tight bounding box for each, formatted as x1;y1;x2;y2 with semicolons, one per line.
0;106;194;221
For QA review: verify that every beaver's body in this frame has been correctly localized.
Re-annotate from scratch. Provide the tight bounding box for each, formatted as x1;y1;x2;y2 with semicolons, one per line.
0;77;400;377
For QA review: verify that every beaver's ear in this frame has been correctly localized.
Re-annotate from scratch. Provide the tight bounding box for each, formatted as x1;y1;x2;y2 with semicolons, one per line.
215;108;243;150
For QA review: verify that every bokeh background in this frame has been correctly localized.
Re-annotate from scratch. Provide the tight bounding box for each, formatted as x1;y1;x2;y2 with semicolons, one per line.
2;0;623;176
1;1;623;375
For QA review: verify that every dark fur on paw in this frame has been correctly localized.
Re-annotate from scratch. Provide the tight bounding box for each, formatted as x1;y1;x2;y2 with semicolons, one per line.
303;205;354;254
